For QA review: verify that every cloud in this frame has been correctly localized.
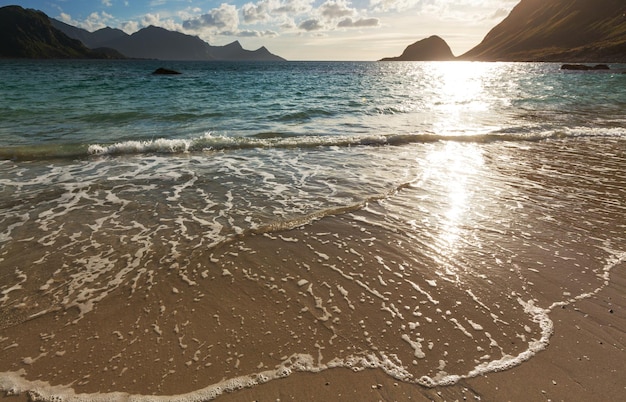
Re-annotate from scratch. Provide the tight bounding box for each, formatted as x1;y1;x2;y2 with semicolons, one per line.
369;0;517;14
121;20;139;34
58;12;73;24
273;0;314;15
242;1;271;23
488;8;510;20
337;17;380;28
320;0;355;19
299;19;324;31
238;29;279;37
58;11;115;32
369;0;418;13
102;0;113;7
140;13;184;32
183;3;239;33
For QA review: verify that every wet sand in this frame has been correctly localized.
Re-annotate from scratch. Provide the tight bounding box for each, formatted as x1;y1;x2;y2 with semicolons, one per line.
1;140;625;401
187;263;626;402
1;230;623;402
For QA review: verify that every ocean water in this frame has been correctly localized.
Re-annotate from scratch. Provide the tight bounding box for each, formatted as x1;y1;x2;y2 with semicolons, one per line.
0;60;625;400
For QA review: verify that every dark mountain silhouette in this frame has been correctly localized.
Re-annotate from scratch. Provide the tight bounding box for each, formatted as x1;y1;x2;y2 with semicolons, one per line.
380;35;455;61
99;25;213;60
0;4;284;61
51;19;127;49
461;0;626;61
53;20;286;61
0;5;123;59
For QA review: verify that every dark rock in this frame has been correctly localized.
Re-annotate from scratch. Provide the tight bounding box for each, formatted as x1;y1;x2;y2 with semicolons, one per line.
561;64;611;70
380;36;455;61
152;67;181;75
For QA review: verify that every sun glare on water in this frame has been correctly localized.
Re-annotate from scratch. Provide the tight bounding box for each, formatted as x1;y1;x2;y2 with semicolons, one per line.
426;61;506;136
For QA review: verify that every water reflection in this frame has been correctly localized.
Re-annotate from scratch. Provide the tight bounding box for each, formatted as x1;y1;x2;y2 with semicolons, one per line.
433;62;497;136
425;142;484;256
391;61;517;137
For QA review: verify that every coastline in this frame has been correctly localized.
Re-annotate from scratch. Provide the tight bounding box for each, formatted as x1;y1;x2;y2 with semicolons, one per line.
2;259;623;402
191;262;626;402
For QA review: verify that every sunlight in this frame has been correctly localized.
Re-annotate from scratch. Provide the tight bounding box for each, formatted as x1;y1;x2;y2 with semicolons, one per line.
428;62;500;136
425;141;484;255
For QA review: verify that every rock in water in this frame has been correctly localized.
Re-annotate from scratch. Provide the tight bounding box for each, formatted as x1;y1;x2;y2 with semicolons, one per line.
560;64;610;71
152;67;182;75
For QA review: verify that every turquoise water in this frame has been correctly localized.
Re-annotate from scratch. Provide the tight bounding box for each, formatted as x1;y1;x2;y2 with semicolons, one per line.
2;60;625;155
0;60;625;400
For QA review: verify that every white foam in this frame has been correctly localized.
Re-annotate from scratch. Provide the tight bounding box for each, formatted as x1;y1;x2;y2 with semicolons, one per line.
401;334;426;359
88;138;192;156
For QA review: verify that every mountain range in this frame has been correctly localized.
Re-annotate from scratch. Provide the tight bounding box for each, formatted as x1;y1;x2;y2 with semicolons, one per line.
3;1;626;62
383;0;626;62
0;5;285;61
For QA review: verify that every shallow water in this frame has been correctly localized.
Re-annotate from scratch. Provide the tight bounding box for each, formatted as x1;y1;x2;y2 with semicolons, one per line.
0;61;625;400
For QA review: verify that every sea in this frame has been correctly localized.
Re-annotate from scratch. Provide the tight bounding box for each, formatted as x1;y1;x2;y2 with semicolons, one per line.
0;60;625;400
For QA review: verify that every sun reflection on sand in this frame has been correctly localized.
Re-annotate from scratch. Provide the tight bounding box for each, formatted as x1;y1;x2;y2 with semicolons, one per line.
425;141;485;256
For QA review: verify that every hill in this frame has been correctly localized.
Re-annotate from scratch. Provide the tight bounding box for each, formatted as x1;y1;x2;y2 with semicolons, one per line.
380;36;455;61
0;5;123;59
461;0;626;61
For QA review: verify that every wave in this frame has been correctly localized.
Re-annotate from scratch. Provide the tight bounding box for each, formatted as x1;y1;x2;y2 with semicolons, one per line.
1;127;623;161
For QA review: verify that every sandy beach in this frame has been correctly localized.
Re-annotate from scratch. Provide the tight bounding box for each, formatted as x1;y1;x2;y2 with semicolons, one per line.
181;262;626;402
3;264;623;402
2;136;626;402
1;225;624;402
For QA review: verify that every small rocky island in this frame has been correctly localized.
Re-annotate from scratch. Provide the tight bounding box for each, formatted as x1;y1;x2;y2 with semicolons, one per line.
380;36;455;61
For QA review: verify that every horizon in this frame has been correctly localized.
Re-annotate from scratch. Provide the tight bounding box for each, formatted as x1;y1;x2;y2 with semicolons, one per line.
1;0;518;61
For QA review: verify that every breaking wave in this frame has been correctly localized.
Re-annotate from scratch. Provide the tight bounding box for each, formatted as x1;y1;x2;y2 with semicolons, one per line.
1;127;623;161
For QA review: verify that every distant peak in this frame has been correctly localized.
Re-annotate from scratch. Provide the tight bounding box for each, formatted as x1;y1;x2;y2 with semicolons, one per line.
225;40;243;49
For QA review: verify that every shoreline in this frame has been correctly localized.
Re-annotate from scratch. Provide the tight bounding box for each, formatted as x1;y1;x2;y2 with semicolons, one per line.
192;261;626;402
2;262;623;402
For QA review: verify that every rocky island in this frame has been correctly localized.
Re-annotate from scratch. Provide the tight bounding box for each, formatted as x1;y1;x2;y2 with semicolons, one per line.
380;36;455;61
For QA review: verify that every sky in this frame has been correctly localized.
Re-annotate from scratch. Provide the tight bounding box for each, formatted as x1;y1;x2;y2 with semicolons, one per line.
3;0;520;60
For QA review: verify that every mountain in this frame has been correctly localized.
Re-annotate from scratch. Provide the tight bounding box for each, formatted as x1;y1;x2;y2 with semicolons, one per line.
380;36;455;61
99;25;214;60
53;20;286;61
461;0;626;61
0;5;123;59
51;19;128;49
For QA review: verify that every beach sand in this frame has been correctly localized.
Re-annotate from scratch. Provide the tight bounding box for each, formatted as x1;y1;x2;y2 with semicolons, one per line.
1;250;623;402
1;138;625;402
197;263;626;402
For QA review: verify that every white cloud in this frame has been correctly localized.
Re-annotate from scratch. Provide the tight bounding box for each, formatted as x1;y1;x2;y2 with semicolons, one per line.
121;20;139;34
59;11;115;32
238;29;279;37
242;0;273;23
140;13;184;32
320;0;355;19
369;0;418;13
58;12;73;24
183;3;240;33
337;17;380;28
102;0;113;7
299;18;325;31
369;0;517;15
273;0;314;15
